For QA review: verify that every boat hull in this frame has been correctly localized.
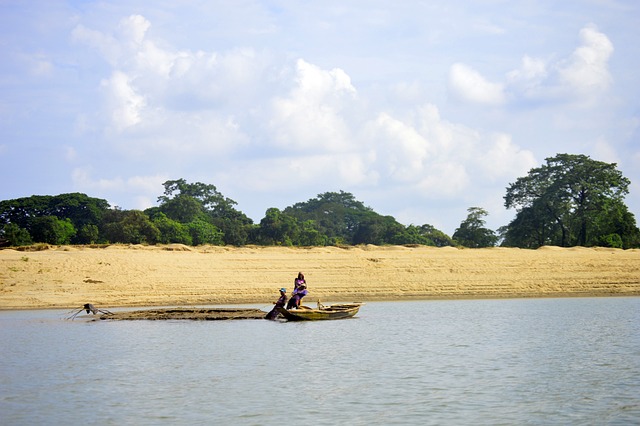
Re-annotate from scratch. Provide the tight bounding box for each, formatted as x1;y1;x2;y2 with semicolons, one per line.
276;303;362;321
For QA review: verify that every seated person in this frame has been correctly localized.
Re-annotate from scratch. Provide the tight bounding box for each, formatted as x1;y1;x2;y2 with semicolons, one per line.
286;284;308;309
265;288;288;320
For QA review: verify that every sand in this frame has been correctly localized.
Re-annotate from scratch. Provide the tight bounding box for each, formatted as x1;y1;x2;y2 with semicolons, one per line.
0;244;638;310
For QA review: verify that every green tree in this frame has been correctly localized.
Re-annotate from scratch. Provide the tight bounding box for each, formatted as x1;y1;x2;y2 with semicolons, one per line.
353;215;404;245
417;224;456;247
102;210;160;244
152;213;193;245
388;224;455;246
589;198;640;248
77;224;100;244
157;194;206;223
0;193;109;244
297;220;328;246
283;191;370;242
212;217;251;246
256;208;300;246
48;193;110;235
388;225;427;245
453;207;498;248
188;219;224;245
499;203;553;248
281;191;454;246
159;179;231;214
30;216;77;245
504;154;636;247
1;223;33;246
157;179;253;245
284;191;394;245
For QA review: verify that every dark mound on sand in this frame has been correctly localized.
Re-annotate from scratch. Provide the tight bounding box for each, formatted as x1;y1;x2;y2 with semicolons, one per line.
101;307;266;321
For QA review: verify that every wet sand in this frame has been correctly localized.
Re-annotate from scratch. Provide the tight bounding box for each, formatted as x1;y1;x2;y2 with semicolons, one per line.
1;244;638;310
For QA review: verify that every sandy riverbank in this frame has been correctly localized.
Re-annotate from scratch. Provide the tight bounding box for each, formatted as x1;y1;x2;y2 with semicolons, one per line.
0;244;638;310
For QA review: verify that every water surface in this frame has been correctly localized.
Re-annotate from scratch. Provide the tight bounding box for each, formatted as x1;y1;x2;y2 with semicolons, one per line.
1;298;639;425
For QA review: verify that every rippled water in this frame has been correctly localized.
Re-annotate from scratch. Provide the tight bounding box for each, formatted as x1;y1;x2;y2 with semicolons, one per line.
1;298;639;425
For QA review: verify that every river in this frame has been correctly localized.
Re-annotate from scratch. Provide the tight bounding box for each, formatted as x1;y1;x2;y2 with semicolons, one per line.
1;298;639;425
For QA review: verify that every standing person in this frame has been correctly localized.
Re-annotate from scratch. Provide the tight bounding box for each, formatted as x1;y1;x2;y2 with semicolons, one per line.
287;272;307;309
294;283;308;308
265;288;288;320
293;272;305;290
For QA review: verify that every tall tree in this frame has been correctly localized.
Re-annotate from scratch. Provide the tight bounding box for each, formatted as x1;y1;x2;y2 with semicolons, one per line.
157;179;252;245
102;210;160;244
2;223;33;246
157;194;206;223
297;220;329;246
158;179;246;220
256;208;300;246
353;215;404;245
453;207;498;248
504;154;635;247
0;193;109;242
152;213;193;245
188;219;224;245
30;216;77;245
284;191;377;244
417;224;456;247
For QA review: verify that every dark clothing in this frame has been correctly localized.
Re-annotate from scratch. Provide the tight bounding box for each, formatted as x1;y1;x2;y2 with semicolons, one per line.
286;288;308;310
286;297;297;310
265;293;287;320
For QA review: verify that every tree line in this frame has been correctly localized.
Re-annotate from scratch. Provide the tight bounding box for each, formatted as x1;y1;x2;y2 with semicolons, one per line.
1;154;639;249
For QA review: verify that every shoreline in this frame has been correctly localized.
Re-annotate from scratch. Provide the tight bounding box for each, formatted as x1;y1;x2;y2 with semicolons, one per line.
3;294;638;312
1;244;639;310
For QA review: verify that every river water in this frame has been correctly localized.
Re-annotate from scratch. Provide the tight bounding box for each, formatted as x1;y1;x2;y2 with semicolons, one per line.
1;298;639;425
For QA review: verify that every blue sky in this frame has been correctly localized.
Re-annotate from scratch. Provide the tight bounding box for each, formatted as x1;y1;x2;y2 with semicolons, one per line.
1;0;639;235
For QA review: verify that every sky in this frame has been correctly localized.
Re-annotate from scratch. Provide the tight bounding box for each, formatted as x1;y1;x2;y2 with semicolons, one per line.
1;0;639;235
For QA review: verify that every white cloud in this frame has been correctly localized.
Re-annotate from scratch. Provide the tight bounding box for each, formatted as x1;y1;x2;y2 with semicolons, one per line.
74;12;539;202
72;15;158;71
414;104;475;153
368;112;433;182
506;55;548;99
43;10;633;234
416;161;470;197
163;48;275;110
363;103;535;198
71;24;120;66
337;153;379;186
454;25;614;107
74;15;260;157
127;174;168;198
269;59;357;152
477;133;538;181
72;168;124;191
100;70;146;131
557;25;613;100
72;168;167;208
448;63;506;106
119;14;150;47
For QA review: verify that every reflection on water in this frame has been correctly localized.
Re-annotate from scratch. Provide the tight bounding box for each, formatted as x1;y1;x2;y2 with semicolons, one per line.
1;298;639;425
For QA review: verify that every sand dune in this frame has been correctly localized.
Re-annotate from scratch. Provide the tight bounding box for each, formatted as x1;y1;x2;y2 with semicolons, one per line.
0;244;638;310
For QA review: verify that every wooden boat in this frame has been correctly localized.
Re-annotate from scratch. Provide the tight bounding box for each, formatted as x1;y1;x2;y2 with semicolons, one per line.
276;302;362;321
